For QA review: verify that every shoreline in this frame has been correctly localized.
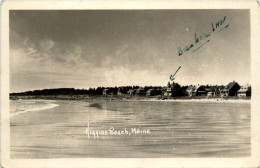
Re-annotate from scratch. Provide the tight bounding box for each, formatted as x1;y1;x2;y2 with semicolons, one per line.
138;98;250;103
10;95;251;103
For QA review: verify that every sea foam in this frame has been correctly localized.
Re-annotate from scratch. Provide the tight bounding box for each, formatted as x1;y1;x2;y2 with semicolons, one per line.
10;100;59;117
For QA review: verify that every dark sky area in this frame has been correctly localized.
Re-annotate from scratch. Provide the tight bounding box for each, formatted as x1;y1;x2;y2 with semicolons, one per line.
10;10;250;92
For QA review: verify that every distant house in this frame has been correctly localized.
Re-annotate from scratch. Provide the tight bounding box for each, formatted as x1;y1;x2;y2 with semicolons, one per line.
173;83;182;96
205;86;211;93
146;89;156;96
237;84;251;97
136;87;146;96
172;82;182;97
186;85;196;97
217;86;225;95
146;89;161;96
163;82;182;97
164;87;172;96
181;86;188;96
127;89;136;96
207;86;216;97
207;85;223;96
117;88;123;95
117;87;125;95
161;87;168;96
220;81;240;97
192;85;206;96
164;82;172;96
103;89;112;95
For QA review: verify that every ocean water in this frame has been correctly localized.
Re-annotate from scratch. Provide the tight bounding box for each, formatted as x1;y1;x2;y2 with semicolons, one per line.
10;99;251;158
10;100;59;117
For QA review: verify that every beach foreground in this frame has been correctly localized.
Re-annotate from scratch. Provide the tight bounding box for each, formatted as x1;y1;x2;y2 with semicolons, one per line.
10;99;250;158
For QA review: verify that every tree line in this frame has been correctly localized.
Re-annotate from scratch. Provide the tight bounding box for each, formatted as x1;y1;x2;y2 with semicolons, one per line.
10;86;164;96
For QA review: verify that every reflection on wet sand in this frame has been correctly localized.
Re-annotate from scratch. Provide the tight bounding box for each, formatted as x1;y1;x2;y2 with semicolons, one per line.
10;99;250;158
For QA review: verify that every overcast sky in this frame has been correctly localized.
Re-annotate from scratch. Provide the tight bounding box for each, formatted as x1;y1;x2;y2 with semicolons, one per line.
10;10;250;92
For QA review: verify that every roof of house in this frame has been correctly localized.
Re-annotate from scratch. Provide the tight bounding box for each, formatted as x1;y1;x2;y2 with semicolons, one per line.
146;89;155;93
193;85;205;92
171;82;180;88
128;89;135;92
237;84;251;93
209;86;217;91
224;81;239;91
218;85;225;89
186;85;195;91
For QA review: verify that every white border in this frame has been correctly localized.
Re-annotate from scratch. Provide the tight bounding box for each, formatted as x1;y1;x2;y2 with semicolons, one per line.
1;1;259;168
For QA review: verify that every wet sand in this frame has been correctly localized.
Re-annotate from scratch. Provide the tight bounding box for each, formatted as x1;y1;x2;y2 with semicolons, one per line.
10;99;251;158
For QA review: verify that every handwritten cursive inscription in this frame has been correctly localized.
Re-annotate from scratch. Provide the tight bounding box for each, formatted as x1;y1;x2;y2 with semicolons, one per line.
170;66;182;81
178;16;229;56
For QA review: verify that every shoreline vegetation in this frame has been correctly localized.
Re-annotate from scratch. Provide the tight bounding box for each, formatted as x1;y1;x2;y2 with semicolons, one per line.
10;83;251;103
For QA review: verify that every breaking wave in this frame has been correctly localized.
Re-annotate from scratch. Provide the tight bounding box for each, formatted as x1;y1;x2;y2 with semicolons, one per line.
10;100;59;117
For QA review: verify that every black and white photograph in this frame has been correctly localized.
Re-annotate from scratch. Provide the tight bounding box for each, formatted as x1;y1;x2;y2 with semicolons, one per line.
1;1;259;168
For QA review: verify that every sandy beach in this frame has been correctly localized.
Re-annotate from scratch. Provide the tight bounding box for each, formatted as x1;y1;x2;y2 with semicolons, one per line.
10;99;251;158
